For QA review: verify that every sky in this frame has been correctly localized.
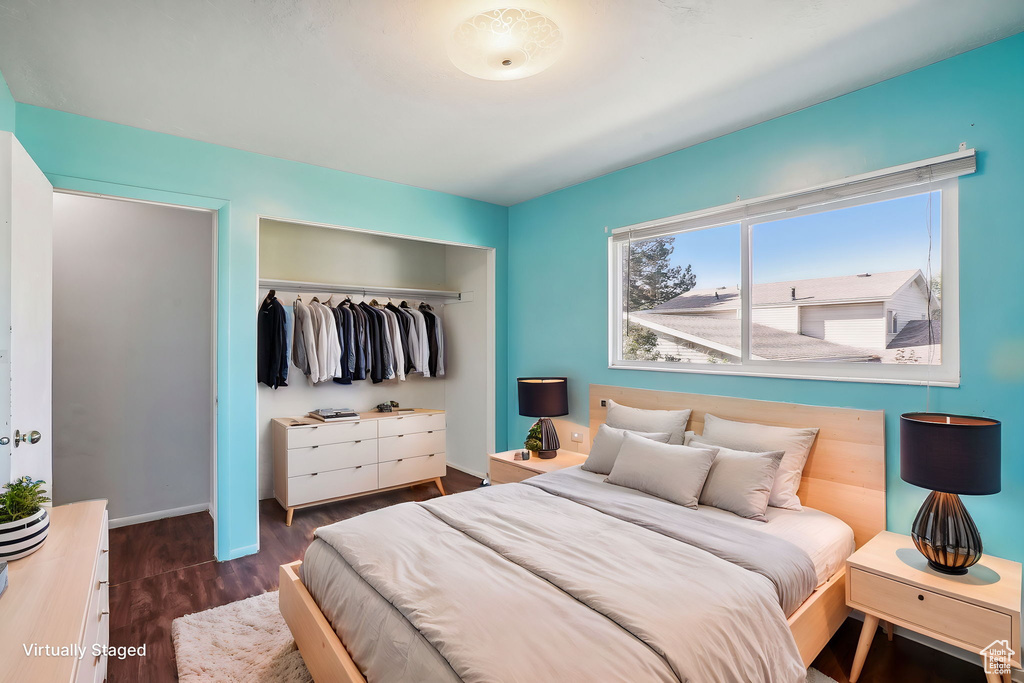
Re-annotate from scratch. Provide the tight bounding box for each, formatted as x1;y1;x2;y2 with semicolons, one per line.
657;190;941;289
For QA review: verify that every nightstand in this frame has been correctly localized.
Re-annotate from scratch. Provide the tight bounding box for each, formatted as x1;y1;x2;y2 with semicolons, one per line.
846;531;1021;683
488;449;587;484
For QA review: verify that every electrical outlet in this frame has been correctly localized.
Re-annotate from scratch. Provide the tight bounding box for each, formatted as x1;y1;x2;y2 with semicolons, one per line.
571;432;583;443
600;399;607;407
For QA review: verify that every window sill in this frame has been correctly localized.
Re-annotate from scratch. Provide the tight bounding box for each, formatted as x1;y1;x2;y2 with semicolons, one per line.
608;361;960;388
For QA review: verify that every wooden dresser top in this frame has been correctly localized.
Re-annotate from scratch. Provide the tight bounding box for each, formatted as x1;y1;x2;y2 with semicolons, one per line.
272;408;444;428
0;499;107;683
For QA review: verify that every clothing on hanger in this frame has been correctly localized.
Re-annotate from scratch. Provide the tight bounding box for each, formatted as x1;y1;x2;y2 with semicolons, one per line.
257;294;288;388
292;296;318;379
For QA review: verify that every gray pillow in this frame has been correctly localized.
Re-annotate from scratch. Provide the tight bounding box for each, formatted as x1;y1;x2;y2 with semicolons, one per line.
605;432;716;508
691;440;785;522
582;424;672;475
605;399;691;445
699;414;819;511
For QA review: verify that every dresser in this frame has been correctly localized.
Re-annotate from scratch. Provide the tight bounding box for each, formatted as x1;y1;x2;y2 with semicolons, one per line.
0;500;110;683
272;410;447;525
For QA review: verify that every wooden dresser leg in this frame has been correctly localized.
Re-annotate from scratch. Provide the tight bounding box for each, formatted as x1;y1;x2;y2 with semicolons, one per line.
883;620;894;641
286;508;294;527
984;672;1002;683
434;477;447;496
850;614;879;683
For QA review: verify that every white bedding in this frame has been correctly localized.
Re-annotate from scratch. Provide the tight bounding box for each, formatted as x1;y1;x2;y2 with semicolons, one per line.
568;465;855;586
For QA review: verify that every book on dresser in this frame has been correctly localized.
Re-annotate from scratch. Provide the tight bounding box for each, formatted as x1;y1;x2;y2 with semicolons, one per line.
272;409;448;526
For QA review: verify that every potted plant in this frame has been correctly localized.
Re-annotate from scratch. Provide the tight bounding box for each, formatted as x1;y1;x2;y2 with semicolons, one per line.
524;422;543;457
0;476;51;561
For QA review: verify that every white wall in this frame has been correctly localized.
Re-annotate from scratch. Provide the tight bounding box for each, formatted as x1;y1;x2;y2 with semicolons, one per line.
886;279;930;343
51;193;214;522
442;245;493;476
800;302;885;349
257;220;493;497
751;305;799;333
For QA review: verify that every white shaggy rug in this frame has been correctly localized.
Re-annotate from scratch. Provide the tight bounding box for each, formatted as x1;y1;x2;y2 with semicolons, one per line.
172;591;839;682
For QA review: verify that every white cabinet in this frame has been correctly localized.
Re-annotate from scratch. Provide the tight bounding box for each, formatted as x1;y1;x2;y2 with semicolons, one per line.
272;411;447;525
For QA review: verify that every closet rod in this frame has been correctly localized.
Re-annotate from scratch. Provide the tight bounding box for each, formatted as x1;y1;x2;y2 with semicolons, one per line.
258;278;465;303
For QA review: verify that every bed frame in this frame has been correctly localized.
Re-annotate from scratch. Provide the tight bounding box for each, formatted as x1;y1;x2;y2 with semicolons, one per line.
280;384;886;682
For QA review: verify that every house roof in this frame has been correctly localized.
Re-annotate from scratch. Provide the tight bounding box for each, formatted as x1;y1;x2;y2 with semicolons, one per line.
651;269;923;313
887;319;942;349
631;313;880;362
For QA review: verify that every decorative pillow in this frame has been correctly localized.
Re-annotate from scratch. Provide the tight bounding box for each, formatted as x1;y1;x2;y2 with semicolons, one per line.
699;414;819;511
605;399;691;445
582;424;672;475
605;432;716;508
691;440;785;522
683;430;695;446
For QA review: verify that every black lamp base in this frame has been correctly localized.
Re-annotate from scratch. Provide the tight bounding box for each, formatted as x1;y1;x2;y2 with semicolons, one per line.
536;417;560;459
911;491;982;575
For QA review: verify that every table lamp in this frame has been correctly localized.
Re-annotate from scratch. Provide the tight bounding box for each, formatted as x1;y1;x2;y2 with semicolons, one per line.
900;412;1001;575
517;377;568;459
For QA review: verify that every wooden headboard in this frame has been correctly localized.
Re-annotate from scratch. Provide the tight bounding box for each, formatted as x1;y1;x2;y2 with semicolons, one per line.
589;384;886;548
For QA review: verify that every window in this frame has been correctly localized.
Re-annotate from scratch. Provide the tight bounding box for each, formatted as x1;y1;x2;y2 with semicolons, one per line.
610;151;968;386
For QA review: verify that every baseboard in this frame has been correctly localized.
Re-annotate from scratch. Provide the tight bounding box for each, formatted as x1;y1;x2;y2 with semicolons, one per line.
850;610;1023;681
108;502;211;529
446;462;487;480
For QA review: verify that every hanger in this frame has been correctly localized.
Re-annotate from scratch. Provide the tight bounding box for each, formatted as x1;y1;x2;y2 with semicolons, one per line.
261;289;276;308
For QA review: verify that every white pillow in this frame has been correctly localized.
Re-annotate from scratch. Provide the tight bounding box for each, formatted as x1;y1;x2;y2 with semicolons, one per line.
605;433;716;508
605;399;691;445
683;430;695;445
698;414;819;511
582;424;672;475
691;440;784;522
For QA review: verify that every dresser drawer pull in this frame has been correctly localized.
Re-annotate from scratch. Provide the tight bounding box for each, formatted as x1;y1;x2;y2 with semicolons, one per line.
311;425;319;429
427;431;433;434
429;454;435;457
310;472;318;477
396;416;404;420
354;440;361;444
311;445;319;449
354;465;362;469
397;458;404;462
397;434;404;438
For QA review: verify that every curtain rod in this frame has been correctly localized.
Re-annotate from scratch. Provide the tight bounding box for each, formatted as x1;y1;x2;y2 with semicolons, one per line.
258;278;465;303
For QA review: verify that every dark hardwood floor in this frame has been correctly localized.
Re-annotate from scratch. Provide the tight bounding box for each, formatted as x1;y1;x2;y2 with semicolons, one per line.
108;467;987;682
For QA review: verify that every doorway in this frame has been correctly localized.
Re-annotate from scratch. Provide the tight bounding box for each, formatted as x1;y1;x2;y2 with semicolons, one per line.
50;192;217;529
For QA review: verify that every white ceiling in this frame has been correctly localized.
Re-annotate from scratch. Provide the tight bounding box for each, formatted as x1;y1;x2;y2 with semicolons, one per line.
1;1;1021;205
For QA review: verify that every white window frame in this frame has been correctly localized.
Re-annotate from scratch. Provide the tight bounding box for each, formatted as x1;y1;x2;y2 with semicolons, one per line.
608;153;965;387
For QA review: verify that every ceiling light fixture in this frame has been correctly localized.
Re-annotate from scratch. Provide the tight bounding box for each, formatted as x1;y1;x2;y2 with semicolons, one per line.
447;8;564;81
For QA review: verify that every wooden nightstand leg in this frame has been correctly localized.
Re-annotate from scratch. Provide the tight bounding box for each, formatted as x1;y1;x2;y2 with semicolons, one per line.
850;614;879;683
434;477;447;496
984;672;1002;683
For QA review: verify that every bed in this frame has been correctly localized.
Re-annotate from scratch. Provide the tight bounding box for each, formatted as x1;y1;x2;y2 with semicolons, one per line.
280;384;886;682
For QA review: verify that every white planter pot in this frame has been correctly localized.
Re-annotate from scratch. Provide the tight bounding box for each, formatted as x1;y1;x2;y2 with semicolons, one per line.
0;507;50;561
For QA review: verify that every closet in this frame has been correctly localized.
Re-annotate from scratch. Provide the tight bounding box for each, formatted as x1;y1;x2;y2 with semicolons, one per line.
257;218;495;508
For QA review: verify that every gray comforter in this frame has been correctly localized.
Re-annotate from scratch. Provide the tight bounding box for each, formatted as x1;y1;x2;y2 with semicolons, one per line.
307;469;815;683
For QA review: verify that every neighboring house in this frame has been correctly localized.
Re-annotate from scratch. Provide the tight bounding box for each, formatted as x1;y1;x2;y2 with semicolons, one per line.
629;269;938;364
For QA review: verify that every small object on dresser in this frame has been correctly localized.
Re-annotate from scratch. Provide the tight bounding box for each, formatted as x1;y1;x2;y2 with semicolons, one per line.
513;451;523;461
521;450;530;460
0;561;7;599
375;400;400;413
307;408;359;422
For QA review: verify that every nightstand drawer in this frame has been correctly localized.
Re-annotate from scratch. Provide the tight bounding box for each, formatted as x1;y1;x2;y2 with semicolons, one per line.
850;567;1011;650
489;459;537;485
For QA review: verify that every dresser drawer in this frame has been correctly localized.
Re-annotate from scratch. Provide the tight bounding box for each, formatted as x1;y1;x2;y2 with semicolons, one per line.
849;567;1011;650
287;440;377;476
287;464;378;506
489;459;537;485
377;412;446;438
286;420;377;448
378;430;446;463
378;453;446;488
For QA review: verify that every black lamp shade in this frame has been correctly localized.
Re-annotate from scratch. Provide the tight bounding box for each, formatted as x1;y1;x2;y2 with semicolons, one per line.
900;413;1001;495
518;377;569;418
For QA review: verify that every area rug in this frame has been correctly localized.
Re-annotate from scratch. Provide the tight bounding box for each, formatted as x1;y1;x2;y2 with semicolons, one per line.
172;591;839;682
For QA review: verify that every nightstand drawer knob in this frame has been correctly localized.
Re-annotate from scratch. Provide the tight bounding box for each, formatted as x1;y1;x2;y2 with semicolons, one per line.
917;594;924;601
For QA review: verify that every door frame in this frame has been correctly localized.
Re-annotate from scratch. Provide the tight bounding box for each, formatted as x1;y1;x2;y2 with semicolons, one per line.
51;181;225;556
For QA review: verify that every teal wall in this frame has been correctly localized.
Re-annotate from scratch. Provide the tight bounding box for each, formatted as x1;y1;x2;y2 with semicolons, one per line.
0;69;14;132
508;34;1024;562
13;104;509;560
